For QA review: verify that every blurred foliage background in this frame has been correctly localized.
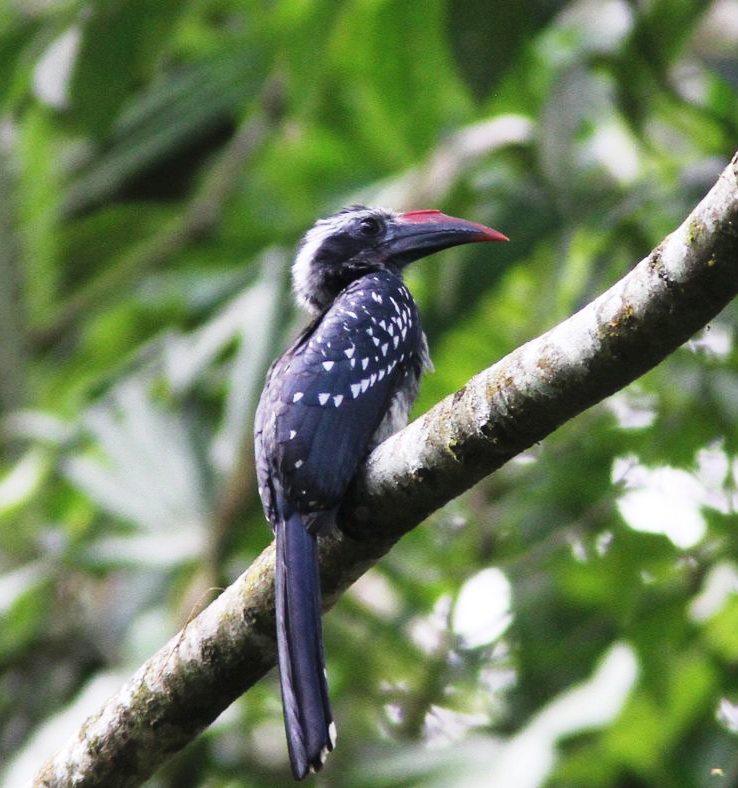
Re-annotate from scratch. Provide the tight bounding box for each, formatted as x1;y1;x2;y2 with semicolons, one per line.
2;0;738;786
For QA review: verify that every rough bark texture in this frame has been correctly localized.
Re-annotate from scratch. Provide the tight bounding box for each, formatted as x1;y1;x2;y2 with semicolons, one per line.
34;152;738;787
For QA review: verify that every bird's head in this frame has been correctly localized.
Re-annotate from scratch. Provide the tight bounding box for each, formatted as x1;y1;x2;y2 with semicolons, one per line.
292;205;508;313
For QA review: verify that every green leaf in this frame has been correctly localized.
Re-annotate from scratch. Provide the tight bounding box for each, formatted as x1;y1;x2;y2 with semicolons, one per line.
68;0;191;137
64;46;269;213
17;107;62;321
0;15;39;112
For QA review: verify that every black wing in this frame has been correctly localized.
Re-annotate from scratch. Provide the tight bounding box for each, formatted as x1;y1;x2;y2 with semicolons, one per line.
255;270;424;515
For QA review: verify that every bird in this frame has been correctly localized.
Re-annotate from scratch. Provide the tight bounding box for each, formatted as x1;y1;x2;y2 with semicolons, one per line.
254;204;508;779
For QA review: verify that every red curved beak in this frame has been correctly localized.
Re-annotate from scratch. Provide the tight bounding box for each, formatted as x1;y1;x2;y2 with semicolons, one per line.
385;209;508;267
398;209;509;243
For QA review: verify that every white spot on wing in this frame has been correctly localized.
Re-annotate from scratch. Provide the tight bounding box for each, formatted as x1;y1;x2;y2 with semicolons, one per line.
294;460;304;469
361;378;370;393
351;383;361;398
333;395;344;407
393;335;400;349
381;343;388;356
322;361;334;371
289;430;297;440
344;346;355;359
293;392;303;402
318;393;330;405
362;358;369;370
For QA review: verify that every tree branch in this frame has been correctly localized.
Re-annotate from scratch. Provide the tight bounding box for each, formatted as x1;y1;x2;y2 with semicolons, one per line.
34;152;738;787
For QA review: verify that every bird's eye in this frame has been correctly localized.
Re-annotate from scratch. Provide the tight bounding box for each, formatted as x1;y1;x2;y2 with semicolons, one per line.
358;216;382;236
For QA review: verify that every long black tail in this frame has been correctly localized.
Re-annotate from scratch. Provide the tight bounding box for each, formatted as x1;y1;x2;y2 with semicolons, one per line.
274;506;335;779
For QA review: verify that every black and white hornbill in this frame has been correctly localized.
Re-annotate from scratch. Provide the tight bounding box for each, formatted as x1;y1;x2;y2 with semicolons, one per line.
254;205;507;779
